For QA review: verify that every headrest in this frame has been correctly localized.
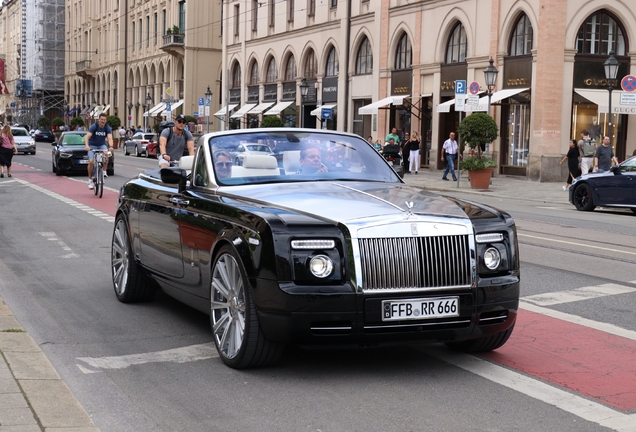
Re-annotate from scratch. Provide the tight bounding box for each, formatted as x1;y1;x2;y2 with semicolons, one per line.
179;155;194;170
242;154;278;169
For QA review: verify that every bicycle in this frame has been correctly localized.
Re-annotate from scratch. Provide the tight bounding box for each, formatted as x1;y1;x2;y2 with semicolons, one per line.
92;149;109;198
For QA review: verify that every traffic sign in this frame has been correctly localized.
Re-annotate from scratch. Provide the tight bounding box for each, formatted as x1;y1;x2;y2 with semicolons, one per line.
455;80;466;95
469;81;480;95
197;117;203;123
455;80;467;112
10;102;15;107
165;103;171;112
321;107;332;120
166;88;173;97
193;111;199;116
621;75;636;92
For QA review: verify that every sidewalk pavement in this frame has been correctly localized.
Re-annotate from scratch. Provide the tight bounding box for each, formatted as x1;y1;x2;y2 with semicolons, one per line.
0;168;567;431
0;297;99;431
401;167;571;206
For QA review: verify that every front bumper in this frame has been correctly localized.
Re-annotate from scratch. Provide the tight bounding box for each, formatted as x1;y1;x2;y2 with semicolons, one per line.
16;143;35;153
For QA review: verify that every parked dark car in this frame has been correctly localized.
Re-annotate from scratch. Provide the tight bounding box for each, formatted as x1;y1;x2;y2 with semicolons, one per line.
32;129;56;143
123;132;157;157
569;155;636;213
111;128;520;369
52;131;115;176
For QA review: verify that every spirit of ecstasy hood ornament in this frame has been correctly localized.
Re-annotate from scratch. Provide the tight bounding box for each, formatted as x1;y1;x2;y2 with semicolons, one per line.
404;201;414;219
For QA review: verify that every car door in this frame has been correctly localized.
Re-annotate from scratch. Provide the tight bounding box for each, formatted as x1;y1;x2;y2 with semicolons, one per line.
594;160;636;205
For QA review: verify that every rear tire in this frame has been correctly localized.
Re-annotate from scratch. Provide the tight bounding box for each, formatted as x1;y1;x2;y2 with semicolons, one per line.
573;183;595;211
134;145;140;157
445;325;515;353
124;145;130;156
111;216;156;302
210;246;283;369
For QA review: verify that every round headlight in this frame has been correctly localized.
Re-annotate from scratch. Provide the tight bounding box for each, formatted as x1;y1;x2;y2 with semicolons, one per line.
484;247;501;270
308;255;334;278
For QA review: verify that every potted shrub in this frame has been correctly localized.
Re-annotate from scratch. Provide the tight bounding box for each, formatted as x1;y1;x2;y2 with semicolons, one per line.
172;25;181;35
458;112;498;189
37;116;51;130
70;116;85;130
107;115;122;148
185;115;198;132
260;116;284;128
52;117;65;139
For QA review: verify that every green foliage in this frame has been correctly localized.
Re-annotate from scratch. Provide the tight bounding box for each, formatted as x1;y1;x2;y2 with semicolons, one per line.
260;116;284;128
457;112;498;171
172;25;181;34
52;117;65;127
185;115;198;124
166;28;173;35
6;115;13;123
37;116;51;128
70;116;85;128
106;115;122;129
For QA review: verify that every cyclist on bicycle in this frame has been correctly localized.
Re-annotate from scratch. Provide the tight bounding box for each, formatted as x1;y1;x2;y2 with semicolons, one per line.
158;114;195;168
84;113;114;190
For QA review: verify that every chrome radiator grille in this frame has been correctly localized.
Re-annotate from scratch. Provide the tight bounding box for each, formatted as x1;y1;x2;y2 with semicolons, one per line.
358;235;472;291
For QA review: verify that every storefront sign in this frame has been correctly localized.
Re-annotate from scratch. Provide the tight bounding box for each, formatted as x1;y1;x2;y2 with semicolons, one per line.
247;86;259;103
574;60;629;89
322;77;338;103
391;70;412;95
503;56;532;88
440;64;467;96
263;84;277;101
282;82;296;100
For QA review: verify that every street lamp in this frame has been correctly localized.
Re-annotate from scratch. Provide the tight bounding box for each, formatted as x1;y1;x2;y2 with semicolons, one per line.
299;77;309;128
144;93;152;132
603;50;620;145
483;57;499;157
127;101;133;127
205;85;212;133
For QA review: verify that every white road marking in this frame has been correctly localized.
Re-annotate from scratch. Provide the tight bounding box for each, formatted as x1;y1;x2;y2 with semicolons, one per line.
518;233;636;256
427;346;636;432
38;232;80;259
523;283;636;306
76;343;219;373
16;178;115;223
520;301;636;341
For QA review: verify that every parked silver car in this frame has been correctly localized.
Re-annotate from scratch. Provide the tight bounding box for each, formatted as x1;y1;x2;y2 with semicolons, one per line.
123;132;157;157
12;127;36;155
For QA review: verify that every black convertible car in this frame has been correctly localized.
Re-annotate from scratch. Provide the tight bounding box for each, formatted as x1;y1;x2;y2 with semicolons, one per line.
111;129;520;369
569;156;636;213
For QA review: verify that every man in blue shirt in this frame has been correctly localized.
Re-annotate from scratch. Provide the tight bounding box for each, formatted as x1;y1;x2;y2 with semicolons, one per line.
84;113;113;189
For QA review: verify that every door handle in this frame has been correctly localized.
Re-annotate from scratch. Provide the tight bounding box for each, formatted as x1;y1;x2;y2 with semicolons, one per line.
169;197;190;206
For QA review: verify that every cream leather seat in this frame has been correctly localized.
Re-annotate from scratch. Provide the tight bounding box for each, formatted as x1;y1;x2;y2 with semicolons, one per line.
231;154;280;177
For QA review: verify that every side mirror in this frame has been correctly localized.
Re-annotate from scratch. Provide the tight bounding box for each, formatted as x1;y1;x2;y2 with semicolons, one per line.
160;167;188;193
610;165;619;173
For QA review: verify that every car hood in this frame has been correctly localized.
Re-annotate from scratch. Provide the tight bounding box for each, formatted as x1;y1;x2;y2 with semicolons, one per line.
13;136;32;143
220;181;477;225
57;145;87;153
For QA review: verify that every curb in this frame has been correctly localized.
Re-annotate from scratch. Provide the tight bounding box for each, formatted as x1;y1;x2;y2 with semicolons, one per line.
0;297;99;431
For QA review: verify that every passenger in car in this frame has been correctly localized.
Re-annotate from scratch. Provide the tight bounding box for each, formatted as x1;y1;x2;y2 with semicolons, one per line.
296;147;328;175
214;150;233;179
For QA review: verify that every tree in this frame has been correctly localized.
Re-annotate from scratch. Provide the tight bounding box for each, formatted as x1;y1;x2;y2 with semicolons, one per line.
37;116;51;129
107;115;122;129
6;115;12;123
52;117;65;128
458;112;498;170
184;115;198;125
70;116;85;129
260;116;284;128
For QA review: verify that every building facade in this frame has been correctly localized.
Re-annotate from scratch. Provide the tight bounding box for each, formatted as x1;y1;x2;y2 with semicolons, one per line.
0;0;65;127
65;0;222;131
223;0;636;181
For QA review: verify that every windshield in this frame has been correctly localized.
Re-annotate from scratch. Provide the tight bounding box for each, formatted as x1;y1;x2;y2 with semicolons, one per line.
208;130;401;186
11;129;29;137
62;134;87;145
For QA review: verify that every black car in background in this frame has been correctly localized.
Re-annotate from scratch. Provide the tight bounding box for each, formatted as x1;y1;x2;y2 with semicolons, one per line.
569;156;636;213
52;131;115;176
32;129;56;143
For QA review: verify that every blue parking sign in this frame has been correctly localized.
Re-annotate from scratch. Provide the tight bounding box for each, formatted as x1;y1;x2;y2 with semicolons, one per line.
455;80;467;95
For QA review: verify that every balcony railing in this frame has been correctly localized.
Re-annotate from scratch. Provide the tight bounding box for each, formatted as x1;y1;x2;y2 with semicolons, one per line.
161;33;184;47
76;60;92;72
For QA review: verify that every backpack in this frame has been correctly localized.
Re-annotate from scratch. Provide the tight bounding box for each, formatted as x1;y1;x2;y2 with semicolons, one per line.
582;138;595;157
158;121;174;155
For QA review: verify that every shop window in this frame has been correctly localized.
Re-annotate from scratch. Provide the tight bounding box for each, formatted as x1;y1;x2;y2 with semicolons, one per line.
285;55;296;81
355;36;373;75
250;61;259;85
446;23;467;63
232;63;241;88
266;58;277;83
395;33;412;70
304;49;317;79
326;47;339;77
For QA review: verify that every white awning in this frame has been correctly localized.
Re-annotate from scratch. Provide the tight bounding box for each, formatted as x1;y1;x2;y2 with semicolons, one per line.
214;104;238;117
80;105;94;116
247;102;274;115
230;103;257;119
574;89;629;114
264;101;294;116
144;102;164;117
93;104;110;118
160;100;184;116
310;104;337;117
470;88;529;111
358;95;410;115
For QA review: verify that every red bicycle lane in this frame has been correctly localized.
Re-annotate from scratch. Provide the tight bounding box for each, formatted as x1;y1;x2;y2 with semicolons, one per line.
12;163;118;217
480;308;636;412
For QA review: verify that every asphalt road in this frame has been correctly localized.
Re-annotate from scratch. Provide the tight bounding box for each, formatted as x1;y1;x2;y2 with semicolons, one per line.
1;141;635;431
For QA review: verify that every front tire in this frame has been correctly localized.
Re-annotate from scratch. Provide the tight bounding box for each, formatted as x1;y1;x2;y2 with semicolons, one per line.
111;216;156;302
573;183;596;211
124;145;130;156
445;325;515;352
210;246;283;369
134;145;140;157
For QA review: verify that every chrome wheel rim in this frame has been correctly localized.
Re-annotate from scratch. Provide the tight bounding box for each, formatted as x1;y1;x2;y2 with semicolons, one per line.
112;219;129;296
210;254;246;360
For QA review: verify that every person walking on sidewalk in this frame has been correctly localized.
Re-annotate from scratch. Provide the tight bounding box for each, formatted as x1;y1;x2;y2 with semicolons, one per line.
593;136;618;173
401;132;411;174
577;129;595;175
559;139;580;190
441;132;458;181
408;132;421;174
0;125;18;178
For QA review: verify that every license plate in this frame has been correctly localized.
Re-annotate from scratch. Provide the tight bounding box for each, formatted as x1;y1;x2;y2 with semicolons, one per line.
382;297;459;321
78;160;89;164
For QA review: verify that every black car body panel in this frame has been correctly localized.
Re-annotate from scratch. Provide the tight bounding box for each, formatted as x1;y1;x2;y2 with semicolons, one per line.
52;131;115;175
114;128;520;362
33;129;56;143
569;156;636;212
